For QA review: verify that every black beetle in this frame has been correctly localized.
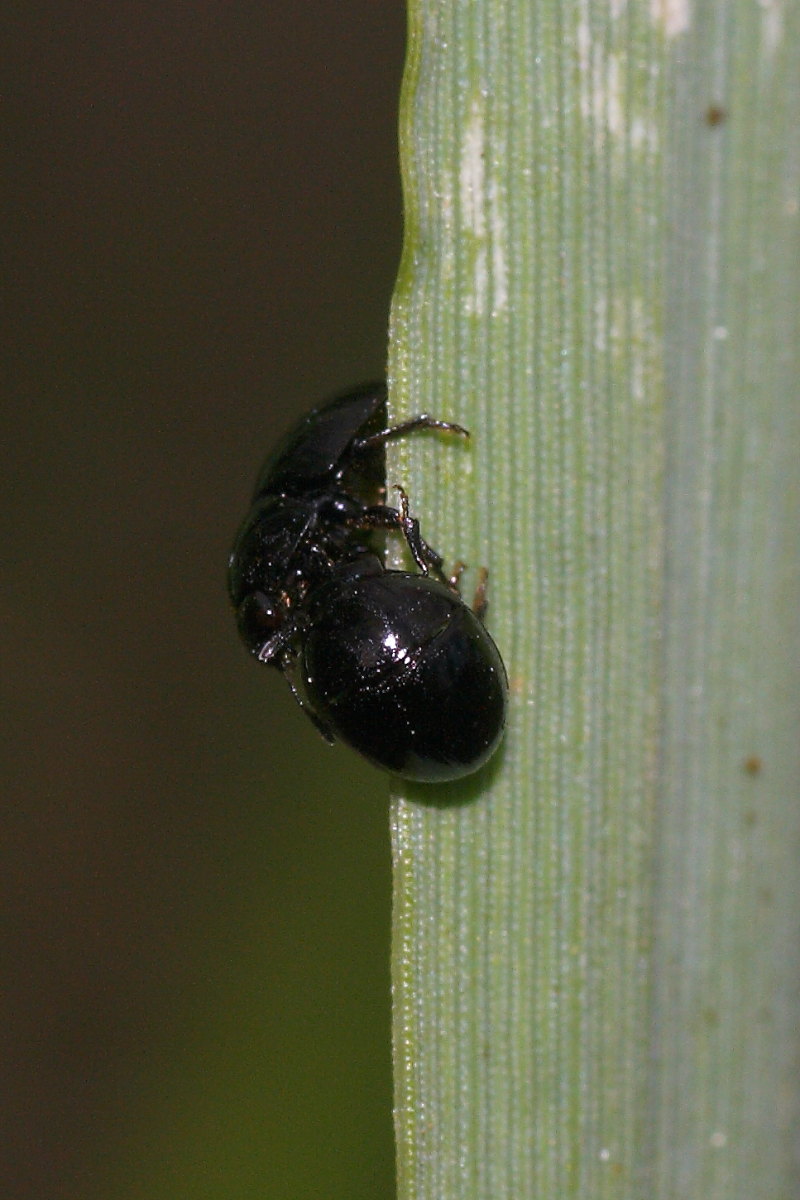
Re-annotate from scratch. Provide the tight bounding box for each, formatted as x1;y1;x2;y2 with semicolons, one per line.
228;382;507;781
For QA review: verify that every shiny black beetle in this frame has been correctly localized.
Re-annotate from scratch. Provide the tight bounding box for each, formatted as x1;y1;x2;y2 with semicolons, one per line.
228;382;507;781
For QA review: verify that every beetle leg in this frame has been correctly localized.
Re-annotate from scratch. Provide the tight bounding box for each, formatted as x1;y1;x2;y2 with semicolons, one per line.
447;560;467;593
349;503;401;534
393;485;433;574
392;485;450;581
279;652;336;743
352;414;469;454
472;566;489;621
439;559;490;614
352;492;447;581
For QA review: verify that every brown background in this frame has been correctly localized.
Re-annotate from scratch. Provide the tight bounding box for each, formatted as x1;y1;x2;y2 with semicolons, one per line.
3;3;404;1197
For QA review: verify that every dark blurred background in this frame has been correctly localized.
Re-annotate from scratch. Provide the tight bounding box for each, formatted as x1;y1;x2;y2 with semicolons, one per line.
3;4;404;1197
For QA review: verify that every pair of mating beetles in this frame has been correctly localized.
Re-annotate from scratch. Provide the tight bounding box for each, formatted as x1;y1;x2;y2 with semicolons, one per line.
228;383;507;782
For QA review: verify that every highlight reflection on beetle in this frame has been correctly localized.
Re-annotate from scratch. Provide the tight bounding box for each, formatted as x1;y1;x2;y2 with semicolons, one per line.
228;383;507;781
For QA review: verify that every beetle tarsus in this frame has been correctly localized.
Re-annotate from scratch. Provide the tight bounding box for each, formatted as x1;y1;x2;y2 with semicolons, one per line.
352;414;469;454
